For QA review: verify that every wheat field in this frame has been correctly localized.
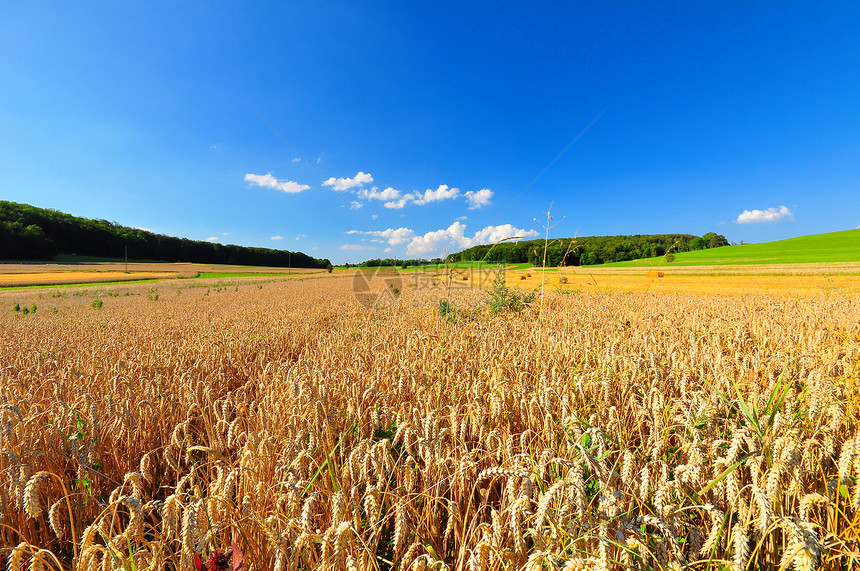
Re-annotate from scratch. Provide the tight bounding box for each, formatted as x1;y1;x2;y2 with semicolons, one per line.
0;274;858;570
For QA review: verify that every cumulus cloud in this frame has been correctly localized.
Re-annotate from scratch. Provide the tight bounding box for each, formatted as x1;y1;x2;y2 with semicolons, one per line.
412;184;460;205
245;173;311;194
736;205;794;224
340;244;376;251
344;180;492;211
206;237;219;242
464;188;493;210
291;157;301;163
359;186;402;201
349;227;415;246
378;185;461;209
384;196;412;209
349;200;363;210
400;222;539;256
270;235;283;240
322;171;373;191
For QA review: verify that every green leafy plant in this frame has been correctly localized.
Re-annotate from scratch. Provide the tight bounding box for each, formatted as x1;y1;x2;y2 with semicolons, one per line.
439;299;455;316
486;271;535;314
91;299;103;309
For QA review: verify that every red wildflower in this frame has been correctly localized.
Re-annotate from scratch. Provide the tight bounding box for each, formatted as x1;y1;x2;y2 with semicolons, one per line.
193;541;243;571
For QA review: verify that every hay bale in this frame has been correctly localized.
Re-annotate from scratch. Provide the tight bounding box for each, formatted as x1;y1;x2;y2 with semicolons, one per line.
559;276;568;284
646;271;665;278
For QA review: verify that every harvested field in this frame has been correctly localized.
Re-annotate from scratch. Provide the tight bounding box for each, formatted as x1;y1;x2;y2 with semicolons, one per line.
0;275;857;569
0;271;183;287
0;263;325;288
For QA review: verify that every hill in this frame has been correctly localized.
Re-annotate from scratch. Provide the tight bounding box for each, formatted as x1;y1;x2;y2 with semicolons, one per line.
452;233;728;266
602;228;860;267
0;201;330;268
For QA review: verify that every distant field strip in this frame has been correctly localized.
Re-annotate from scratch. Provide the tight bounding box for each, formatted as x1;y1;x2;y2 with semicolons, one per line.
0;271;180;287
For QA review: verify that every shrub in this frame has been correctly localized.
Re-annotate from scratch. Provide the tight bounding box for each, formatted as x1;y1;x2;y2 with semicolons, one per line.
91;299;103;309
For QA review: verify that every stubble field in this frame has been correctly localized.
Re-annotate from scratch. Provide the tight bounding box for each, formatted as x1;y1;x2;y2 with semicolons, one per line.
0;272;858;570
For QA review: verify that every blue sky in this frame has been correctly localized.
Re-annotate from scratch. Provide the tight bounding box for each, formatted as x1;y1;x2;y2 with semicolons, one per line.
2;3;858;263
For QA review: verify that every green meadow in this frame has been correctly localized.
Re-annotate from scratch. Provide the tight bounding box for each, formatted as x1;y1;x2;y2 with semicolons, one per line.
600;228;860;267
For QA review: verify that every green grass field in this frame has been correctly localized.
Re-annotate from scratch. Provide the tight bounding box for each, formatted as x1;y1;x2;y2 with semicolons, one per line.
599;228;860;267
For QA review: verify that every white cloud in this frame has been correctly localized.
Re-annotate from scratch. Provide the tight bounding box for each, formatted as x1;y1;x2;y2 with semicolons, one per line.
270;235;283;240
296;234;306;240
402;222;539;256
371;214;378;221
377;184;466;209
736;205;794;224
291;157;301;163
464;188;493;210
340;244;376;251
322;171;373;191
467;224;538;246
384;247;393;253
384;196;412;209
206;237;219;242
412;184;460;205
245;173;310;194
349;200;363;210
349;227;415;246
359;186;402;201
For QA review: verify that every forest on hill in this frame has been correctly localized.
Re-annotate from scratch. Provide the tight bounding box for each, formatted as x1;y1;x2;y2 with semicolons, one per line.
0;201;331;268
453;232;729;266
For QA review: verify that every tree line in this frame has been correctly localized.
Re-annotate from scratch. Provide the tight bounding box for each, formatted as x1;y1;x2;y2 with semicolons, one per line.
0;201;331;268
349;257;444;268
452;232;729;266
